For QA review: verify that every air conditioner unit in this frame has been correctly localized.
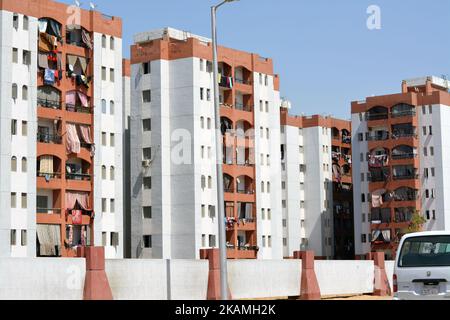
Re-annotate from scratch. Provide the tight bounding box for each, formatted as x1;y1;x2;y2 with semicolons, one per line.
142;160;151;167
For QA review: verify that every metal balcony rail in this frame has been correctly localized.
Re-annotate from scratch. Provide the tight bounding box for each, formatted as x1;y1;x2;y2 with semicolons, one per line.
391;110;416;118
392;173;419;180
391;153;417;160
365;113;388;121
37;172;61;179
65;173;92;181
37;133;62;144
65;103;92;114
37;98;62;109
37;208;62;214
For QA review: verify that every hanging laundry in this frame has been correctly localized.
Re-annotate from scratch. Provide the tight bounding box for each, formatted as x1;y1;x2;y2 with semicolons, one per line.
72;210;83;225
44;69;55;85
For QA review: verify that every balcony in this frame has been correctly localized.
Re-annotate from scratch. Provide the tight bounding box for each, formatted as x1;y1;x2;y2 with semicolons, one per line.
65;173;92;181
226;246;258;259
37;133;62;144
367;131;389;141
392;173;419;181
391;153;417;160
38;98;61;110
234;78;252;85
366;113;388;121
391;110;416;118
65;103;92;114
37;208;62;215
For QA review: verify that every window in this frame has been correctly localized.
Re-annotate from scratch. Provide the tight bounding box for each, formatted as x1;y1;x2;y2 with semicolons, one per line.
208;206;216;219
13;13;19;29
422;106;426;114
209;235;216;247
202;234;206;247
201;175;206;189
143;62;151;74
259;100;263;112
102;198;107;212
102;232;107;246
429;105;433;114
206;61;213;73
110;101;114;115
261;181;265;193
268;235;272;247
424;168;429;178
110;232;119;247
110;37;115;50
101;67;106;80
201;205;206;218
429;126;433;135
21;85;28;101
143;235;152;248
283;238;287;246
267;209;271;220
110;199;115;213
423;147;428;156
282;200;286;208
11;157;17;172
101;99;107;113
23;16;29;30
22;121;27;136
110;166;115;180
358;133;363;141
101;132;107;146
207;118;211;129
431;167;435;177
361;234;367;243
267;182;271;193
11;230;16;246
200;88;204;100
12;48;18;63
11;192;17;208
261;209;266;220
266;128;270;139
110;69;115;82
362;214;366;223
426;210;430;220
430;147;434;156
265;101;269;112
21;230;27;246
21;157;27;172
267;155;270;166
143;207;152;219
207;89;211;101
201;146;205;158
110;133;115;147
142;118;151;132
143;148;152;160
21;193;27;208
282;181;286;189
11;120;17;135
23;50;31;65
102;35;106;48
208;176;212;189
422;126;427;136
259;73;263;85
262;235;266;247
432;210;436;220
143;177;152;189
12;84;18;100
199;59;204;71
425;189;430;199
361;193;366;203
101;166;106;179
264;75;269;86
143;90;151;103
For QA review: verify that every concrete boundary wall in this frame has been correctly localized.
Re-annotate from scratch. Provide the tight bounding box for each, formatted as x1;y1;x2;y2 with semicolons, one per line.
0;258;85;300
385;261;395;292
0;258;395;300
227;260;301;299
105;259;208;300
315;260;374;296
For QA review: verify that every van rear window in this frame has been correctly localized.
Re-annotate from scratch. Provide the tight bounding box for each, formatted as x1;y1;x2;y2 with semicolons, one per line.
398;236;450;267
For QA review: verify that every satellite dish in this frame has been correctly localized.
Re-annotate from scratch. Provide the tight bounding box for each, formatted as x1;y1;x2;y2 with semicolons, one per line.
74;0;81;7
89;2;97;10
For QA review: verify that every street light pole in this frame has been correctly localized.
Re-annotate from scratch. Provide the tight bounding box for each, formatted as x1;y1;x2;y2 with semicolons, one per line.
211;0;238;301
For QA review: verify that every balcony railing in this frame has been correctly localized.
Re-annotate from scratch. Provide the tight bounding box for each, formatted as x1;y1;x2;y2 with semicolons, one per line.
65;103;92;114
391;110;416;118
393;174;419;181
66;173;92;181
391;132;417;139
37;98;62;110
367;133;389;141
365;113;388;121
391;153;417;160
234;103;253;112
37;208;62;214
37;133;62;144
236;189;254;195
37;172;61;179
234;78;252;85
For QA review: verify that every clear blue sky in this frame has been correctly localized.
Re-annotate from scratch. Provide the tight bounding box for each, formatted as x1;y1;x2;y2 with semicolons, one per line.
61;0;450;119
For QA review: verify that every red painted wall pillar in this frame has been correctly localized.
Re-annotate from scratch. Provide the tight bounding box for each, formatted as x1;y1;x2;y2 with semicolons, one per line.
294;251;321;300
200;248;232;300
79;246;113;300
370;252;392;296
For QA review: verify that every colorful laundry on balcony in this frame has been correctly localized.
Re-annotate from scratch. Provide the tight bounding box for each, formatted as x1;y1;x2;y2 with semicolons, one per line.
44;69;55;85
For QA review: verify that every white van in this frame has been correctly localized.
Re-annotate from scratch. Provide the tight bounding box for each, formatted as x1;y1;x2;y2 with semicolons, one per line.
394;231;450;300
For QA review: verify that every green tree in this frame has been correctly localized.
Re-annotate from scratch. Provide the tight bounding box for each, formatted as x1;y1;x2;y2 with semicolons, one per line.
406;210;427;233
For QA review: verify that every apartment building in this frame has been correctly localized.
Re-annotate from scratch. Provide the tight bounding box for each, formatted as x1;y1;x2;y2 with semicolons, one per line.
0;0;124;259
129;27;283;259
352;76;450;259
279;110;354;259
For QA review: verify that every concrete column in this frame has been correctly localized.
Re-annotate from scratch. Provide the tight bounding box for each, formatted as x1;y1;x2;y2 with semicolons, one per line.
78;247;113;300
294;250;321;300
370;252;392;296
401;80;408;93
200;248;232;300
